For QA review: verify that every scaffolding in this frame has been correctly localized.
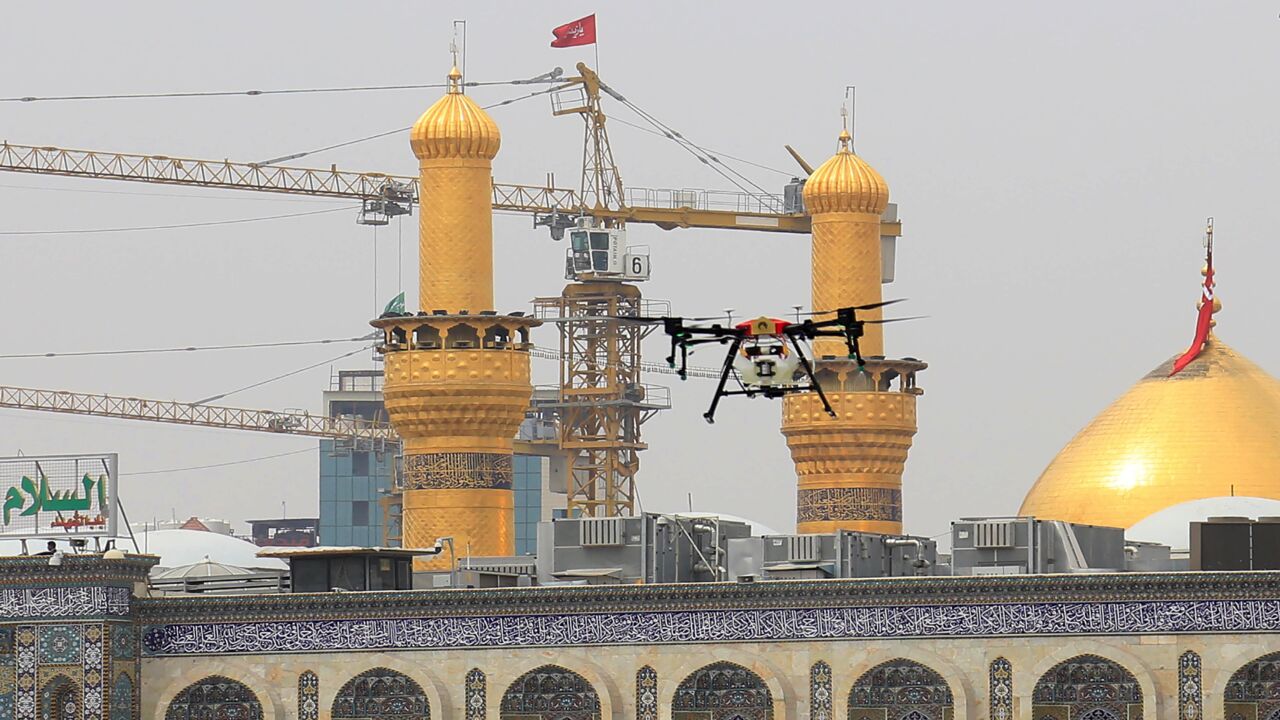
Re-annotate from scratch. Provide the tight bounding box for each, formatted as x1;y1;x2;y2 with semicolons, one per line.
535;283;670;517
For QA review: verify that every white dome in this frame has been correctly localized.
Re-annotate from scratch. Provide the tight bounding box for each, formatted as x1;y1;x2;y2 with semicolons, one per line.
1128;496;1280;550
134;529;287;570
0;529;285;570
152;556;257;579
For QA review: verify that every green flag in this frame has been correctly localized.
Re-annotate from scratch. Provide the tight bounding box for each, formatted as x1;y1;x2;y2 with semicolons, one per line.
383;292;405;315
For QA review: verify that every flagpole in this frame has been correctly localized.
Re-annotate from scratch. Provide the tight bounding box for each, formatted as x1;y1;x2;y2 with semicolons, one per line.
593;18;600;73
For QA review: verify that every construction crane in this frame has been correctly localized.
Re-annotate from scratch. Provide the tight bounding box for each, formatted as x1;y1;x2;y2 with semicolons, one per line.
0;383;568;457
0;140;883;235
0;384;396;444
0;63;903;522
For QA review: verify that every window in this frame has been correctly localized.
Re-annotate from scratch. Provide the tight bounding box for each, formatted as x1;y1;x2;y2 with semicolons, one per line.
352;451;370;476
352;501;370;526
327;400;386;422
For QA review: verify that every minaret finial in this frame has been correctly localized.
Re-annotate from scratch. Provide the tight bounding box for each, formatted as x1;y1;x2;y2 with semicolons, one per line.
838;85;856;152
447;36;463;94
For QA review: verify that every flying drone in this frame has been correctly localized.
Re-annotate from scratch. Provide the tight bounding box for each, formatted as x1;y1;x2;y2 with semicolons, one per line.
624;300;917;423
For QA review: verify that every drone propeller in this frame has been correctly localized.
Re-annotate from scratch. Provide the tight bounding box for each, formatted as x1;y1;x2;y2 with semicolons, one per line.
605;314;728;324
799;298;908;316
862;315;928;325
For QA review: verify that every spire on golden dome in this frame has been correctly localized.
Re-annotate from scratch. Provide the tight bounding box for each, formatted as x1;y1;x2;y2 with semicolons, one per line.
1169;218;1219;376
409;64;500;161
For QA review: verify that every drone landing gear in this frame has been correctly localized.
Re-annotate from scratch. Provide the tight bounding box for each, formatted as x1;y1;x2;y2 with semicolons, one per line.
788;334;838;419
703;337;744;423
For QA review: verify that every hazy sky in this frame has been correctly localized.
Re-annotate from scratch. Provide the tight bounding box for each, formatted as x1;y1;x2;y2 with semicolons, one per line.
1;2;1277;542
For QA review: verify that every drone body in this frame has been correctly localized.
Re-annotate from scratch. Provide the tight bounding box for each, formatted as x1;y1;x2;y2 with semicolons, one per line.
627;301;914;423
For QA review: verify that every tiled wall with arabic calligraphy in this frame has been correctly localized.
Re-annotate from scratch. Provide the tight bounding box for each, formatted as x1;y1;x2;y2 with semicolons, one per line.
142;599;1280;656
2;587;130;620
7;623;119;720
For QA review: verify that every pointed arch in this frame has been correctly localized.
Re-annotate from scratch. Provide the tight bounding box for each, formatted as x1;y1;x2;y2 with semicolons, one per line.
111;672;135;720
332;667;429;719
672;661;773;720
1031;654;1142;720
1224;650;1280;720
164;675;264;720
811;661;833;720
848;658;953;720
297;670;319;720
499;664;600;720
40;673;81;720
989;657;1013;720
465;668;486;720
636;666;658;720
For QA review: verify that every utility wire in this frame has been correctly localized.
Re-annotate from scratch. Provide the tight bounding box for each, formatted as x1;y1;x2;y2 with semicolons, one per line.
0;76;561;104
121;447;313;476
192;345;369;405
257;85;561;166
0;206;348;236
0;336;373;360
0;182;340;204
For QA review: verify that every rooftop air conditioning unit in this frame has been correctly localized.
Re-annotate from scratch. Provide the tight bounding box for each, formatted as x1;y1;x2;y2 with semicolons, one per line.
580;518;624;547
974;520;1016;549
787;535;821;563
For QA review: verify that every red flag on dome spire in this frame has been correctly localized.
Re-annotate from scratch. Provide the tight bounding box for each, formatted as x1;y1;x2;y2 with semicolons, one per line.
1169;218;1216;377
550;14;596;48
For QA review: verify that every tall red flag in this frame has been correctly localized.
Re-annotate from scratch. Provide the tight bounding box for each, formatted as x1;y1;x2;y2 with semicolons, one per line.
550;14;596;48
1169;221;1216;377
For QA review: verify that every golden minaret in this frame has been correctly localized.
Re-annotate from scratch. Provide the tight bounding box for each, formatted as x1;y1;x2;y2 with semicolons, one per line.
372;66;539;569
781;128;924;535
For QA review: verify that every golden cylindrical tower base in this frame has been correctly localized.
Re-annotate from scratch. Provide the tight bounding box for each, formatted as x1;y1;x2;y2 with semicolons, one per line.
402;488;513;571
373;315;538;570
781;360;924;535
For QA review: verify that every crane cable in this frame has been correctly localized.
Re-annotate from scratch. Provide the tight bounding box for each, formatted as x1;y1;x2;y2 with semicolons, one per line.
607;115;793;178
616;97;777;201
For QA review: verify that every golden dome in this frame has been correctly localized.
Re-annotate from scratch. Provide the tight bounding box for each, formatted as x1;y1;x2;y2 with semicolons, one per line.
1019;338;1280;528
410;67;501;161
803;129;889;215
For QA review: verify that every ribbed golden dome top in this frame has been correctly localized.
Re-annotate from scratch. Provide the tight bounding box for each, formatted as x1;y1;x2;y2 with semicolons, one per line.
410;67;501;161
1019;338;1280;529
802;129;889;215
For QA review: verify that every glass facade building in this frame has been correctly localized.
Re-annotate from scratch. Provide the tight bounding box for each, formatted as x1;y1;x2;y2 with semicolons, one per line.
318;369;554;551
514;455;546;555
318;444;395;546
